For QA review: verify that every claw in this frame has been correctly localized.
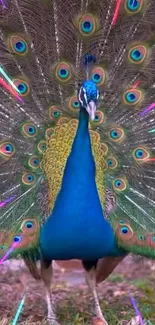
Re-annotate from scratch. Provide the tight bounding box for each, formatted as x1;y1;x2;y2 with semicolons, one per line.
47;318;61;325
91;317;109;325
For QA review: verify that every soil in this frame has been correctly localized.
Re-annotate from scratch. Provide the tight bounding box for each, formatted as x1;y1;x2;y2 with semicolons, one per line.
0;256;155;324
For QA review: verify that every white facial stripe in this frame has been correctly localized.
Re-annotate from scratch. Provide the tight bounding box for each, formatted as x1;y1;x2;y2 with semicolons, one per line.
78;87;83;105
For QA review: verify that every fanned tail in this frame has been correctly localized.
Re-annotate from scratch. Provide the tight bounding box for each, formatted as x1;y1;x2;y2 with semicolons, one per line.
0;0;155;260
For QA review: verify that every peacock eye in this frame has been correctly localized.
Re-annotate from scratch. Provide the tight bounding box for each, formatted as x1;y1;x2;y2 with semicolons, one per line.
94;115;99;121
45;127;54;139
112;131;118;138
130;49;142;61
73;101;80;108
126;92;136;102
13;79;30;96
115;180;121;187
82;21;93;33
92;73;101;83
90;110;104;126
107;157;118;169
113;178;127;192
37;141;47;153
28;156;40;169
52;111;61;118
29;126;35;134
28;175;33;181
22;172;36;185
116;223;134;241
17;83;28;94
22;122;37;137
124;89;142;105
121;226;129;234
25;221;33;229
9;35;28;55
13;235;22;243
108;159;112;166
139;235;145;240
6;144;13;151
128;45;147;64
14;41;26;53
48;106;62;120
109;127;124;141
20;218;38;233
133;147;149;161
126;0;141;11
78;14;97;36
136;149;143;158
119;220;125;224
0;142;16;159
58;69;69;79
55;62;72;82
91;67;105;86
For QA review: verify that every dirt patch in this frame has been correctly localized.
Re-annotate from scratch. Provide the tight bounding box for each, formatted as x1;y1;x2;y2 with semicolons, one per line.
0;256;155;324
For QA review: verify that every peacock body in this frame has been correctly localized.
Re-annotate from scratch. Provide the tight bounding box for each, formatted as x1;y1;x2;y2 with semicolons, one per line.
0;0;155;323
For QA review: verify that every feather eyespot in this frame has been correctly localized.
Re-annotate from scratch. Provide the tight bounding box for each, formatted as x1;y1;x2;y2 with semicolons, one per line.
121;226;129;234
90;110;104;126
69;96;80;111
128;45;147;64
146;234;155;249
119;220;125;224
37;141;47;153
125;0;143;13
9;36;28;55
13;79;30;96
21;219;38;234
0;142;15;159
124;89;142;105
138;235;145;240
45;127;54;139
109;127;124;142
78;14;97;36
28;156;40;169
113;178;127;192
22;172;36;186
107;156;118;169
48;106;62;120
13;235;22;243
22;122;37;138
133;147;150;161
91;67;106;86
116;224;133;241
55;62;72;82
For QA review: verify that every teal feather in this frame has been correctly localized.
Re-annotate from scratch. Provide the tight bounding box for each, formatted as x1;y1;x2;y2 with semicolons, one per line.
0;0;155;323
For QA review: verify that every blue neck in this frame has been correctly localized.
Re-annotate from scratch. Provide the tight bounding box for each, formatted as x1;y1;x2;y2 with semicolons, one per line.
61;107;95;187
40;107;123;260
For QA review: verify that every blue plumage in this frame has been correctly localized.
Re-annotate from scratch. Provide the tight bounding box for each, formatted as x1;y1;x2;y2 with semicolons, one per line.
1;1;155;324
40;105;123;260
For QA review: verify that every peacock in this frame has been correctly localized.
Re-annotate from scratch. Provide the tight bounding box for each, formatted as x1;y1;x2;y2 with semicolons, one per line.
0;0;155;324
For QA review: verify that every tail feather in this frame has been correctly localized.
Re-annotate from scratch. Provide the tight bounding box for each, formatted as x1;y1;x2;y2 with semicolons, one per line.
0;0;155;259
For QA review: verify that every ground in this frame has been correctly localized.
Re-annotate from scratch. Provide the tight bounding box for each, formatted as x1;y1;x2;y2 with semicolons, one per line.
0;256;155;325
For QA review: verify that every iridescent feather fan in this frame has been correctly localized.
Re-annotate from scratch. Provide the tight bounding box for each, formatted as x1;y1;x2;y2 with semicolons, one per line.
0;0;155;324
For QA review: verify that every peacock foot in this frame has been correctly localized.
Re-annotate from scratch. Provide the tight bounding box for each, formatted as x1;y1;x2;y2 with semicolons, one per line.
46;317;61;325
91;316;109;325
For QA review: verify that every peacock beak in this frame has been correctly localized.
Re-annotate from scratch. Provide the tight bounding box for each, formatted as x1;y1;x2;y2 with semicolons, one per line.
86;100;96;121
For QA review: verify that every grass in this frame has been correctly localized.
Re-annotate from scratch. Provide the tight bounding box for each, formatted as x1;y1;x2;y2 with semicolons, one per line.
1;258;155;325
2;278;155;325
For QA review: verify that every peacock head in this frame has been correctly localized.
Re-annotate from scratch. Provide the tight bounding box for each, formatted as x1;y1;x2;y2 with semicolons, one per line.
78;80;99;120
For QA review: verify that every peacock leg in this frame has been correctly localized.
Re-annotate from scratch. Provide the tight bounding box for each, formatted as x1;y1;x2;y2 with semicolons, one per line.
82;260;108;325
41;259;61;325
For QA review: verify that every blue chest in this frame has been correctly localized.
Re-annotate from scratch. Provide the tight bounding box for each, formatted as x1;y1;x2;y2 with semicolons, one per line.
40;110;122;260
